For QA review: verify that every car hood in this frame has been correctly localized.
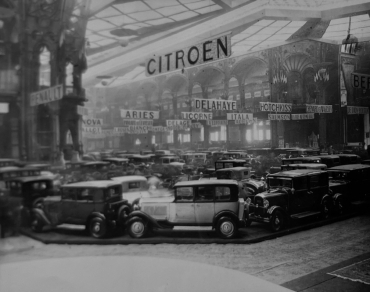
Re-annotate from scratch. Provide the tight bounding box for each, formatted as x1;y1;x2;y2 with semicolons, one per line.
140;196;175;203
329;180;349;187
122;191;150;204
255;188;289;199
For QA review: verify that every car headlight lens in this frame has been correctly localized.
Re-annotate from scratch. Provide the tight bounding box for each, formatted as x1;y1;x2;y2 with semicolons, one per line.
246;197;251;205
263;199;269;208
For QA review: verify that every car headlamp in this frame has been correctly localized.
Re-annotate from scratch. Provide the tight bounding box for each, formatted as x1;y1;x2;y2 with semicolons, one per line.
263;199;269;208
246;197;251;205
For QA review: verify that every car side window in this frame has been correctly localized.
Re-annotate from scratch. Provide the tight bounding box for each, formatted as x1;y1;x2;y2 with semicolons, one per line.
310;175;319;188
128;182;140;189
195;186;214;202
176;187;194;202
293;177;308;190
77;189;93;202
215;186;231;201
62;189;76;200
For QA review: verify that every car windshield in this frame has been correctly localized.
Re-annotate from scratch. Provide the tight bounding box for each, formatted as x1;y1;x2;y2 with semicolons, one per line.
268;177;292;188
328;171;349;180
105;186;121;199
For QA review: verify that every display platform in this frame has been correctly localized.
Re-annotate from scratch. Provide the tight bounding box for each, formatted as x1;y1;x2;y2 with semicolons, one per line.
20;211;359;245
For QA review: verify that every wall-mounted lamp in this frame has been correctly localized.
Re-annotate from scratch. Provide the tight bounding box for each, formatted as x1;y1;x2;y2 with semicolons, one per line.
341;17;358;55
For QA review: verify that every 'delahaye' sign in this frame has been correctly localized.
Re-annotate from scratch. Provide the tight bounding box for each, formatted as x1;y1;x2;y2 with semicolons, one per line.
194;98;236;111
120;109;159;119
145;33;231;76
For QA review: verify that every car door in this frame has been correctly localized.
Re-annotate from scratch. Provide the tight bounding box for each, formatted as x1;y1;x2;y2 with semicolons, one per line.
307;174;325;210
194;185;215;224
290;176;309;214
173;186;195;223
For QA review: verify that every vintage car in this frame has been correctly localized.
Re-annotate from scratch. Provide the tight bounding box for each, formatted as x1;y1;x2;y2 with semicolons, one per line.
154;150;172;157
328;164;370;213
110;175;150;205
31;181;131;238
281;156;322;166
158;156;184;165
0;159;18;167
215;167;266;199
5;175;61;210
221;152;249;161
281;163;327;171
246;169;332;231
313;155;341;168
215;159;250;170
337;154;361;165
129;155;154;165
102;157;129;168
126;180;248;239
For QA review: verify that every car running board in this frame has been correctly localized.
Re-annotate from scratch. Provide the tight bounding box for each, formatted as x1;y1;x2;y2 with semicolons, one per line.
291;211;321;219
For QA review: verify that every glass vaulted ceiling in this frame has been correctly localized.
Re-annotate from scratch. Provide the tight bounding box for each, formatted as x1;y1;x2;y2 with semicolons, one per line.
86;0;224;49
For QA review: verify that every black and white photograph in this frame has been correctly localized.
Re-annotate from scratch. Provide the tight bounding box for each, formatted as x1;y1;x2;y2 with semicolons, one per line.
1;0;370;291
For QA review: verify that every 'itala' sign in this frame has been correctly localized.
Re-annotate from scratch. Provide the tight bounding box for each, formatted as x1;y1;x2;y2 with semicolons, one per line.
30;84;64;106
227;113;254;120
145;33;231;76
121;109;159;119
194;98;236;111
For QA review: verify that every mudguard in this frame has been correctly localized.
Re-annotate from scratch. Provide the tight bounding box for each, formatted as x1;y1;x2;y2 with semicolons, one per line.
213;210;240;229
86;212;106;227
267;206;286;216
320;194;332;206
31;208;51;225
126;210;163;229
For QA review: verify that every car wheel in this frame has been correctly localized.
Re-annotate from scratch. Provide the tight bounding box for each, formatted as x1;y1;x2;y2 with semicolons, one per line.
89;217;107;239
216;217;237;239
270;210;285;232
128;217;148;238
321;198;331;219
31;213;44;233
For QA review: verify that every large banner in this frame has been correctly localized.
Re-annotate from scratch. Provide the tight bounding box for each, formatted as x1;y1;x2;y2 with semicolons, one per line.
145;33;231;76
194;98;236;111
291;113;315;120
260;102;292;112
306;104;332;113
30;84;64;106
206;120;228;126
181;112;213;120
347;106;369;115
121;109;159;119
122;120;154;126
166;120;192;127
227;113;254;120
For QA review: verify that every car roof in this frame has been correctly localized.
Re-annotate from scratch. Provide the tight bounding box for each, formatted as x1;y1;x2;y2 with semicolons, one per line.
103;158;129;161
131;155;153;158
82;161;110;166
315;155;340;159
327;164;370;171
111;176;147;182
269;169;327;177
0;166;39;173
283;157;321;161
216;167;250;172
216;159;248;163
174;180;238;187
7;175;58;182
61;181;121;188
286;163;327;167
337;154;360;157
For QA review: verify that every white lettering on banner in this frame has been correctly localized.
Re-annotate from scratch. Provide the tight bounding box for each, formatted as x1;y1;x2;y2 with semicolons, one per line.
166;120;192;127
264;90;270;96
82;118;103;127
226;113;254;120
30;84;64;106
347;106;369;115
206;120;228;126
268;114;290;121
291;113;315;120
254;91;261;98
305;104;332;113
120;109;159;119
145;33;231;76
259;102;292;112
114;127;148;134
194;98;237;111
128;125;153;131
77;105;89;116
122;120;154;126
235;118;257;124
181;112;213;120
351;72;370;89
82;126;102;134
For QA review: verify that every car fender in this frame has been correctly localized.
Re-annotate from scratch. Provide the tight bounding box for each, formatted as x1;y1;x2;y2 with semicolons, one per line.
333;193;346;204
31;208;51;225
321;194;332;206
213;210;239;229
127;210;162;229
267;206;286;217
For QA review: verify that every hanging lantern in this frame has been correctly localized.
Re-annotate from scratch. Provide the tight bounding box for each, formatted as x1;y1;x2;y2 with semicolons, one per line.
341;17;358;55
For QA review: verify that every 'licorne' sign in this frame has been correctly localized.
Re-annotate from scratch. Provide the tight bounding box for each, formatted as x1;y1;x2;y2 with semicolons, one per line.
145;33;231;76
